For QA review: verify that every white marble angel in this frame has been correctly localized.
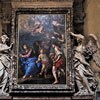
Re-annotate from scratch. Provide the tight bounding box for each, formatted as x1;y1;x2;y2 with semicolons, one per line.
70;32;100;95
0;34;13;96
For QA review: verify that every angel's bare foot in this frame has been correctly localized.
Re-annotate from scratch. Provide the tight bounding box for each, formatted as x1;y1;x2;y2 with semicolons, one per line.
39;72;43;76
30;75;32;78
89;91;94;95
53;81;58;84
74;91;81;96
22;75;26;79
2;91;9;96
74;88;85;96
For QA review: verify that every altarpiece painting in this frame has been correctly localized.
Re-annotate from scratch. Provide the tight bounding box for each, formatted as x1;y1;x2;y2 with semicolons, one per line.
9;8;74;94
18;14;66;84
0;1;99;98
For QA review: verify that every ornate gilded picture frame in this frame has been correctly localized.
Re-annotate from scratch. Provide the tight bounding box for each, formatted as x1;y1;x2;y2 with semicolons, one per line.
10;8;74;94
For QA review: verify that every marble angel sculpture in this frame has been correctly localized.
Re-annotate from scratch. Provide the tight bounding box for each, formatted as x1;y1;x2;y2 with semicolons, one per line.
69;32;100;95
0;34;13;96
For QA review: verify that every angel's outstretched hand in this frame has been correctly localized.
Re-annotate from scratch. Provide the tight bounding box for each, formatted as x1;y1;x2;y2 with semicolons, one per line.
10;43;13;49
67;27;71;32
69;31;74;36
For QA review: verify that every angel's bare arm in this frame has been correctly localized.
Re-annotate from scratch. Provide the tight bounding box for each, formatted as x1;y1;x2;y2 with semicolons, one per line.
0;47;10;52
70;32;84;39
0;43;13;52
36;54;41;63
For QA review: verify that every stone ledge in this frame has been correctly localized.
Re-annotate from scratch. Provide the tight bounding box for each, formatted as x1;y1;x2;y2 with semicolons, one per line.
13;97;71;100
13;96;95;100
11;1;73;9
72;95;95;100
0;96;12;100
0;96;95;100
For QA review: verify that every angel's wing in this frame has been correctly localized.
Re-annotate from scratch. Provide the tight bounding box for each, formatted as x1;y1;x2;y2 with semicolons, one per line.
93;50;100;67
86;34;100;67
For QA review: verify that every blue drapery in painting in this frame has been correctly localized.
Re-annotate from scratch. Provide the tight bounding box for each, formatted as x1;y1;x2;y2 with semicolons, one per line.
20;57;42;77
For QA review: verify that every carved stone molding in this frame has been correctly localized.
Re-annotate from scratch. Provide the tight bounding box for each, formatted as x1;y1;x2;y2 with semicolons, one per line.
11;0;73;2
11;0;73;9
